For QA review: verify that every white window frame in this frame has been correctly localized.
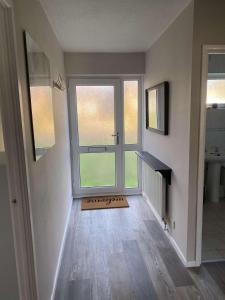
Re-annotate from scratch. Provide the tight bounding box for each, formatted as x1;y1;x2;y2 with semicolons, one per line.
68;76;142;198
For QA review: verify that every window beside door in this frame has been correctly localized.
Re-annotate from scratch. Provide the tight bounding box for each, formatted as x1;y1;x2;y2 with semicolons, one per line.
123;80;139;189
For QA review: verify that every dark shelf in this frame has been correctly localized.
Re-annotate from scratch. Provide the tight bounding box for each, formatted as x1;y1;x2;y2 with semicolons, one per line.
136;151;172;185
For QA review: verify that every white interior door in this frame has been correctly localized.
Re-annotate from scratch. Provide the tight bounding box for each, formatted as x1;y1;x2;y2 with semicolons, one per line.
69;78;141;197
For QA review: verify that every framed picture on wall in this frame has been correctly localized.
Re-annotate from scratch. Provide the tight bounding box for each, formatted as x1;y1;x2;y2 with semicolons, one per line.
23;31;55;161
146;81;169;135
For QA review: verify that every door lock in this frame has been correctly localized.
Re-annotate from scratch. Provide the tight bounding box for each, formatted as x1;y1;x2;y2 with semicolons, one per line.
111;132;119;145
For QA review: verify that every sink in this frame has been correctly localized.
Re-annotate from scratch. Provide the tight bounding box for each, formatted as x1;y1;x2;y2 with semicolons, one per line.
205;152;225;162
205;151;225;203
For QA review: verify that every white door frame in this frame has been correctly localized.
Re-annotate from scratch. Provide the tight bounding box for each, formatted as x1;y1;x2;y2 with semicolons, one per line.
196;45;225;265
0;1;38;299
68;76;142;198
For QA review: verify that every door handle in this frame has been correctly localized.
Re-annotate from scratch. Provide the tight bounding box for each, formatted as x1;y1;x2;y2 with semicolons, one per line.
112;132;119;145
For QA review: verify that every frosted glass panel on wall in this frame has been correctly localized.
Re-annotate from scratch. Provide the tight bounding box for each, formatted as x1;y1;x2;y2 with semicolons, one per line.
76;86;115;146
207;80;225;105
80;153;115;187
207;53;225;105
124;81;138;144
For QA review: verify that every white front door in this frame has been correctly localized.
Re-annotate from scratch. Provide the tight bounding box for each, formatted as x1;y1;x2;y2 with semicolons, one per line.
69;78;141;197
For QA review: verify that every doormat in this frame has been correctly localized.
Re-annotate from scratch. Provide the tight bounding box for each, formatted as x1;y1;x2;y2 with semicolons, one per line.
81;195;129;210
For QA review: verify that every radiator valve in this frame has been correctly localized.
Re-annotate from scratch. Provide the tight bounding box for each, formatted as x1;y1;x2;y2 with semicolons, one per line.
162;217;168;231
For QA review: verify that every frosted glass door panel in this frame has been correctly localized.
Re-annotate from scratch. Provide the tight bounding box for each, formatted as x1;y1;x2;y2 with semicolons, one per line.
76;86;115;146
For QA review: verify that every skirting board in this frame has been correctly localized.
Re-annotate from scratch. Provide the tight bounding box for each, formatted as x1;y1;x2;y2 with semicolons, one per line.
142;192;199;268
50;197;73;300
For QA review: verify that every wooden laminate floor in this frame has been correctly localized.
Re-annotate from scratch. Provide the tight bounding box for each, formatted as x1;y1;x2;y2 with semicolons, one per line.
54;196;225;300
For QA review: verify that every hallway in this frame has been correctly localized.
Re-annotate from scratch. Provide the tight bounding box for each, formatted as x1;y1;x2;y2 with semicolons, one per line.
54;196;225;299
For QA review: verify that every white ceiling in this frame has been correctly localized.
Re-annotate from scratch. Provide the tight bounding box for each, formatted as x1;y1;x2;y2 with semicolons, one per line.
39;0;191;52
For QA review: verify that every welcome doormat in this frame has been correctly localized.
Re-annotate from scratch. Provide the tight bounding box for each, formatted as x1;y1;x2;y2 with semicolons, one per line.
81;195;129;210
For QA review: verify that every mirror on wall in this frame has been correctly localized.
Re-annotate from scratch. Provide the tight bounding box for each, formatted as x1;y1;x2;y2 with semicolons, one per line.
145;81;169;135
23;31;55;161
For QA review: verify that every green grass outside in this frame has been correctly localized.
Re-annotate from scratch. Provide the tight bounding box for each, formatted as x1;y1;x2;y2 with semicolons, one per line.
80;151;138;188
125;151;138;188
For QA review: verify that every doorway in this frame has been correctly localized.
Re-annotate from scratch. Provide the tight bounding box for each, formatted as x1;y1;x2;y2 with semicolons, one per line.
0;1;37;298
197;46;225;264
68;78;142;197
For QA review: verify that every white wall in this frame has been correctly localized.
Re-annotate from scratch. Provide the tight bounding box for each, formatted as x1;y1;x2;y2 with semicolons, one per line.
0;5;19;299
65;52;145;75
144;0;225;263
143;2;194;261
14;0;72;299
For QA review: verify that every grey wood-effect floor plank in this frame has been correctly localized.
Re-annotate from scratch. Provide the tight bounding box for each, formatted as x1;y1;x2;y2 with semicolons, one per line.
108;252;136;300
157;246;194;287
144;220;169;247
71;207;112;300
204;262;225;295
54;196;225;300
137;230;177;300
175;285;202;300
123;240;158;300
67;279;92;300
145;220;194;287
188;266;225;300
54;201;79;300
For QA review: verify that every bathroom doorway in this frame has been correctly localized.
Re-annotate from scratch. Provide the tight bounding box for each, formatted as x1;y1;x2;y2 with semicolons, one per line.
198;47;225;262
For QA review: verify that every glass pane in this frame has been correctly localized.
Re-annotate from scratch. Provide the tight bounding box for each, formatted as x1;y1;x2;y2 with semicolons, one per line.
148;89;158;128
80;153;115;187
124;81;138;144
76;86;115;146
24;32;55;161
207;79;225;105
125;151;138;188
30;86;55;160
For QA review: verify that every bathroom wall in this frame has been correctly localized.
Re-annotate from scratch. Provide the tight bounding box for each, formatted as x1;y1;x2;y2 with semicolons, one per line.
208;54;225;75
206;108;225;151
206;54;225;150
14;0;72;299
143;2;194;262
